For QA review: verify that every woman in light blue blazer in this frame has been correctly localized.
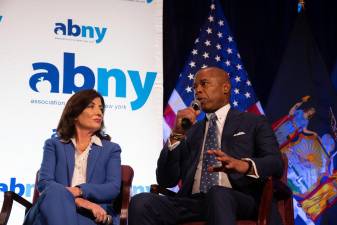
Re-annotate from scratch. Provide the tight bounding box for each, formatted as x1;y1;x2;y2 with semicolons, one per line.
24;89;121;225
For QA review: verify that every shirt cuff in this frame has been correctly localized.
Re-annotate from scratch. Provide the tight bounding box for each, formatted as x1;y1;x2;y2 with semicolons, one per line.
242;158;259;178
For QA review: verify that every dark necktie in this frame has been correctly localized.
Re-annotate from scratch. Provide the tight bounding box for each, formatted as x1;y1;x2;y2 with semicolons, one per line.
200;113;219;193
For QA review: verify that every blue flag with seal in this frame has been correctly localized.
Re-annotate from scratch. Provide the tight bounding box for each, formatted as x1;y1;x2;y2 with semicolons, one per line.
266;10;337;225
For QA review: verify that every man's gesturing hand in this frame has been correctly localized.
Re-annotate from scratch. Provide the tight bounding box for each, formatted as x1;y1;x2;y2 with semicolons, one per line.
207;150;250;174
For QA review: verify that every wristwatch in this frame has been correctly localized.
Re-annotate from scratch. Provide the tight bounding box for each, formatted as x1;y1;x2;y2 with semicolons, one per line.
76;186;83;197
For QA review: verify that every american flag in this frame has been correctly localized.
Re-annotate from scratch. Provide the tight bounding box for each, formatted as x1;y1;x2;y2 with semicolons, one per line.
163;0;264;141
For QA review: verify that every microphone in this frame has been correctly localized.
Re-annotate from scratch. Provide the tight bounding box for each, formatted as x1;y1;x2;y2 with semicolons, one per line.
181;100;201;130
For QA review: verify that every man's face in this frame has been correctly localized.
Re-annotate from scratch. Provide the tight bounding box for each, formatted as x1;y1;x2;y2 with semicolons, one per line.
193;67;230;113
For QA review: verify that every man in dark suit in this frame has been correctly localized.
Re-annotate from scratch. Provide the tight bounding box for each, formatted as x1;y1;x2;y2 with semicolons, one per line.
128;67;283;225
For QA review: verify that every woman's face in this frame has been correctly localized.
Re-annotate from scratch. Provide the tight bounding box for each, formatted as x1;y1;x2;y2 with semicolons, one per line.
75;97;103;134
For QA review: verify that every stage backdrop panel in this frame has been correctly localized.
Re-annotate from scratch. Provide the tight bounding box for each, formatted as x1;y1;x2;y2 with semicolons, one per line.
0;0;163;224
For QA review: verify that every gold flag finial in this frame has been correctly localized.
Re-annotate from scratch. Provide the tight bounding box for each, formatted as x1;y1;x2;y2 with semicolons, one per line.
298;0;305;12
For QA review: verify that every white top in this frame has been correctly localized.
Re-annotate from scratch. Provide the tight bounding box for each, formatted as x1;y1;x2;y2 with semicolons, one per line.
70;135;102;187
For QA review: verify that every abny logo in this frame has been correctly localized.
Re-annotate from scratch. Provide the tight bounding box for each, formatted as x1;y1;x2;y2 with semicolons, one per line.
29;52;157;110
54;19;107;44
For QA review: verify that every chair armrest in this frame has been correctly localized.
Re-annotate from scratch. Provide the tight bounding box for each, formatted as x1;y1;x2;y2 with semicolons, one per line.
273;179;294;225
118;165;134;225
150;184;177;197
257;177;273;225
0;191;33;225
273;179;292;200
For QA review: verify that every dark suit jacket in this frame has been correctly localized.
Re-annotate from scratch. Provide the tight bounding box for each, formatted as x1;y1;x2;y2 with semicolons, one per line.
156;109;283;203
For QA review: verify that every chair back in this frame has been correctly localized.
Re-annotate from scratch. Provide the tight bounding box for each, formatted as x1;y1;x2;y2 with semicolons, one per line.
114;165;134;225
277;154;294;225
32;171;40;204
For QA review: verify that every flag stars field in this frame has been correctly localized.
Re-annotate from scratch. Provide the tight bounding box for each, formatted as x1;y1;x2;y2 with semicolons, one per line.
189;61;196;68
185;86;192;93
208;16;214;22
233;100;238;107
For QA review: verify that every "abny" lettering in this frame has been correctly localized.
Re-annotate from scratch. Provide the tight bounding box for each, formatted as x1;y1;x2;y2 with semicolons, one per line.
29;52;157;110
54;19;107;44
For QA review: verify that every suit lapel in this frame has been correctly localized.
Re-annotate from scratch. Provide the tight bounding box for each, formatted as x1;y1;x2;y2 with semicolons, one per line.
221;109;240;154
192;118;206;162
64;143;75;185
196;118;206;145
86;144;102;182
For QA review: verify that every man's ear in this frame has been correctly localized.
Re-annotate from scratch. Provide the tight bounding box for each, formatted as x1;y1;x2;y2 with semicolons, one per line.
224;82;231;94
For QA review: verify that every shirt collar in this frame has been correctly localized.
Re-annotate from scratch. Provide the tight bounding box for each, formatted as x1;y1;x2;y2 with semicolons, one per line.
206;104;231;124
68;135;103;147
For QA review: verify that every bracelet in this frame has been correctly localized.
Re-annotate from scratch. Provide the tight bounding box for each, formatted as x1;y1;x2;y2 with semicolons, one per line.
170;132;185;141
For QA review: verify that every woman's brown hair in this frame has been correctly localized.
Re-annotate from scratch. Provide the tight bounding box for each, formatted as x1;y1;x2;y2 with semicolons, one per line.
56;89;110;141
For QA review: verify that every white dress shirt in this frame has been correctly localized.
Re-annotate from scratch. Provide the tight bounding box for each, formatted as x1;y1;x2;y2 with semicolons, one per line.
70;135;102;187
